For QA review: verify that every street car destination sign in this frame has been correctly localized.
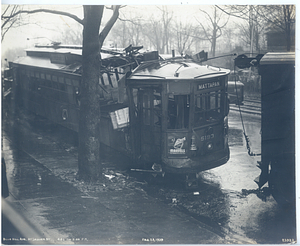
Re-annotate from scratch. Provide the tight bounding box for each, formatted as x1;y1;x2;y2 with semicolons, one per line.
197;81;220;90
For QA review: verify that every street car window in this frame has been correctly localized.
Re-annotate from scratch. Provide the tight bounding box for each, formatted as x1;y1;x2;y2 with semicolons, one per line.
194;91;221;126
168;95;190;129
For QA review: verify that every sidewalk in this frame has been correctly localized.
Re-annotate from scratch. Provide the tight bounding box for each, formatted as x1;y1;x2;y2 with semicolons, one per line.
2;115;226;245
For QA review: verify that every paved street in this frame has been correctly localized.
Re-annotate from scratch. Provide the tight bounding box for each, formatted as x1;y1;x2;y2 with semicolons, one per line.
2;104;296;244
2;110;225;244
207;110;296;243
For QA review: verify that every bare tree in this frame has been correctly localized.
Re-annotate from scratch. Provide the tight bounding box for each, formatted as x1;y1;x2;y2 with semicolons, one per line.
140;6;173;54
2;5;121;182
221;5;267;54
143;18;164;53
258;5;295;51
58;23;83;45
217;5;295;52
196;6;230;57
2;5;24;41
157;6;173;54
173;20;195;55
111;15;143;48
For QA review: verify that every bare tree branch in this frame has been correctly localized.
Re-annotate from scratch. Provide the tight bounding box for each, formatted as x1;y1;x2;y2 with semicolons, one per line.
2;5;11;16
99;5;121;47
199;8;215;26
195;17;212;43
2;5;22;41
2;8;84;25
215;5;248;21
118;17;143;25
1;18;18;42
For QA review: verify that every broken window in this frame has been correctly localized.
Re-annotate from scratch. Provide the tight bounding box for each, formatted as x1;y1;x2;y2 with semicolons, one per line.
167;95;190;129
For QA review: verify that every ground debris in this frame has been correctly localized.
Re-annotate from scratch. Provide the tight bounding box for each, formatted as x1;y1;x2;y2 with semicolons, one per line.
104;174;115;180
241;187;272;201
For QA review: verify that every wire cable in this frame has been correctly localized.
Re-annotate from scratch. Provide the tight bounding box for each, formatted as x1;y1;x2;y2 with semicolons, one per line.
233;67;261;156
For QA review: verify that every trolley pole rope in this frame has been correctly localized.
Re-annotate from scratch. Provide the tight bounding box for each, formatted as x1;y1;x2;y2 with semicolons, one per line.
233;68;261;157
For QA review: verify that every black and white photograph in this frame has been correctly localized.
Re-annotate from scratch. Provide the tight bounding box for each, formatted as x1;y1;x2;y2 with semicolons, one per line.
1;2;297;244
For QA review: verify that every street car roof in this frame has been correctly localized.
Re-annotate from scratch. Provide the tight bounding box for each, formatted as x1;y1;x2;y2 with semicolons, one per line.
12;56;82;72
128;60;230;80
12;45;123;72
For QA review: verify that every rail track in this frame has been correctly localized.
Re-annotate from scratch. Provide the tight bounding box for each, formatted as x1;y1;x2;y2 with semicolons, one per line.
230;98;261;115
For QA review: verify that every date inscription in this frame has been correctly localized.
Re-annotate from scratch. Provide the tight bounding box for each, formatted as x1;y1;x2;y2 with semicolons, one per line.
142;238;163;242
282;238;295;243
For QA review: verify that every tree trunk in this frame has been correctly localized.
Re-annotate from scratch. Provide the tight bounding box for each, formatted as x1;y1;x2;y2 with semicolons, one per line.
284;5;291;51
212;29;216;57
78;5;104;182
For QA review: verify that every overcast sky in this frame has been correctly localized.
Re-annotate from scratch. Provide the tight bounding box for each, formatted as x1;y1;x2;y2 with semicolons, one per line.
1;2;298;60
0;5;234;54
